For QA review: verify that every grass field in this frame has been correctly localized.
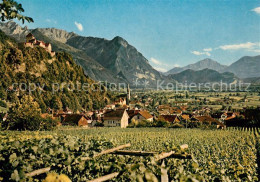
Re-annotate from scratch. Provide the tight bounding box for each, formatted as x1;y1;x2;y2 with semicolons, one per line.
1;127;259;181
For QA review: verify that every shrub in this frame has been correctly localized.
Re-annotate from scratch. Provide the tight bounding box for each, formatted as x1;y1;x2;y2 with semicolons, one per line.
3;95;56;131
40;117;58;131
135;120;153;127
0;100;7;108
94;122;104;127
170;123;185;128
154;120;171;127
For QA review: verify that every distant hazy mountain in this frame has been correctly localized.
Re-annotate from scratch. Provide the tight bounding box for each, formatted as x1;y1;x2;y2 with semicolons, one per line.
242;77;260;84
165;58;227;75
0;21;166;87
223;55;260;78
168;68;237;83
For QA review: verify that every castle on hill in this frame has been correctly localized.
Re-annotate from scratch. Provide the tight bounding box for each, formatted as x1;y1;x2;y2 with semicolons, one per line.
24;33;55;57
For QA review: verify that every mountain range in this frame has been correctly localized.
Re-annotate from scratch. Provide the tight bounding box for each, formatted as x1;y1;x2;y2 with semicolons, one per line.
165;58;227;75
224;55;260;78
165;56;260;79
0;21;259;86
168;69;237;84
0;21;166;87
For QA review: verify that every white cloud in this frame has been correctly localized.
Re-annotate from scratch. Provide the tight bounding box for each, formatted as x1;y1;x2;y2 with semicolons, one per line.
150;57;170;66
193;42;260;56
252;7;260;14
173;64;180;68
153;67;167;72
150;57;173;72
45;19;57;24
191;51;203;55
203;48;212;52
219;42;257;50
191;51;211;56
150;57;162;65
74;21;83;31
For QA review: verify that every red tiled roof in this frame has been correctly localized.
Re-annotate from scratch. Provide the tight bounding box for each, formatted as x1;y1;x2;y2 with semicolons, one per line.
169;109;182;114
139;111;153;119
181;114;190;120
104;109;127;120
62;114;89;125
195;116;225;127
127;110;140;118
159;115;179;123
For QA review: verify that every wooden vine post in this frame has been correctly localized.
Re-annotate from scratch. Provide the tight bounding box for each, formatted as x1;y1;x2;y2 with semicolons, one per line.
24;143;131;177
24;143;191;182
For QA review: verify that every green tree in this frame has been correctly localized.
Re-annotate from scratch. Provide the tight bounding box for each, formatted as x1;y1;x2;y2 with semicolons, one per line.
0;0;33;23
185;91;189;99
50;96;62;110
0;100;7;108
3;95;41;130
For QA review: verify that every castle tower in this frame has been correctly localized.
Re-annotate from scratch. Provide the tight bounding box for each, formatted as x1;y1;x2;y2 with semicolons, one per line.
26;33;35;42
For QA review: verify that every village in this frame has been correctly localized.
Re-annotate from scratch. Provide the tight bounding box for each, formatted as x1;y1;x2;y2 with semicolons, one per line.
25;86;260;129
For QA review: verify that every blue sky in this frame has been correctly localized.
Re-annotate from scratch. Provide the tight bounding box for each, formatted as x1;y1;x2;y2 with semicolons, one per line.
18;0;260;72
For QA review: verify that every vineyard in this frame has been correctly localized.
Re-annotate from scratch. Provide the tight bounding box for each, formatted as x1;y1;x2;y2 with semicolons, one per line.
0;128;259;181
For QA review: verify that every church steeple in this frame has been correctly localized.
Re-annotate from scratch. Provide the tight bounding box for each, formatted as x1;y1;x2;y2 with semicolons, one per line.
126;84;131;105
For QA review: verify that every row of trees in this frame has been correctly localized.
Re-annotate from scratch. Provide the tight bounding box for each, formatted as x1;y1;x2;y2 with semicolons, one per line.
1;95;57;130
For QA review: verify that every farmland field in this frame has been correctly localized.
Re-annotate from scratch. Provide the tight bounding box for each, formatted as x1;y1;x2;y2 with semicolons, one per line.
0;127;259;181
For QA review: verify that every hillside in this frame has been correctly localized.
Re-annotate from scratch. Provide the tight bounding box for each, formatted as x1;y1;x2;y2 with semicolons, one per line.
0;21;167;87
168;68;237;83
165;58;227;75
0;30;110;112
223;55;260;78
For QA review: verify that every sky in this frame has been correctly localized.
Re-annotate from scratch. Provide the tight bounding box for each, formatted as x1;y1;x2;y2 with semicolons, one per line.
17;0;260;72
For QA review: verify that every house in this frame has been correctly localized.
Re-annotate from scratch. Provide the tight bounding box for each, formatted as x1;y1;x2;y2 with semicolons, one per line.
114;98;126;106
129;101;136;109
105;104;116;110
127;109;140;122
40;113;52;119
94;110;106;120
194;115;225;128
159;109;170;115
103;109;129;128
221;112;237;121
64;107;73;114
157;105;170;111
180;106;188;111
158;115;180;123
181;114;190;121
169;108;182;116
85;111;94;118
62;114;89;127
131;110;153;123
172;101;188;106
